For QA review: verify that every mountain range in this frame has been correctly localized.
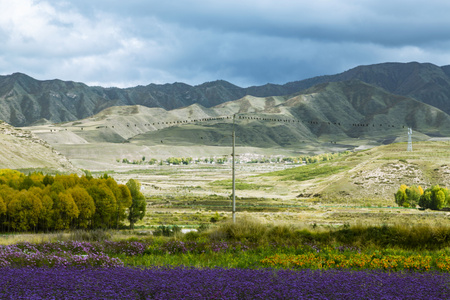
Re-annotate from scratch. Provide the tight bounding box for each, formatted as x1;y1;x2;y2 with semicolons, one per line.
2;62;450;128
26;79;450;164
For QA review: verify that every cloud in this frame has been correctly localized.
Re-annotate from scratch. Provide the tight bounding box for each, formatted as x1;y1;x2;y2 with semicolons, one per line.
1;0;450;87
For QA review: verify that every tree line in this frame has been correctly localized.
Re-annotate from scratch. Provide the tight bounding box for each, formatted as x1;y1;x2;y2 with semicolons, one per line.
118;151;351;166
395;184;450;210
0;169;146;232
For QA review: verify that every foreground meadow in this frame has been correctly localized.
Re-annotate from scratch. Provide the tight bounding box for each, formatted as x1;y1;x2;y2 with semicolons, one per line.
2;267;449;299
2;221;450;299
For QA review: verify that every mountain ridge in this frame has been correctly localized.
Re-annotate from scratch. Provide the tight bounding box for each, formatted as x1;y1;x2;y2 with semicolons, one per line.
2;62;450;127
28;80;450;150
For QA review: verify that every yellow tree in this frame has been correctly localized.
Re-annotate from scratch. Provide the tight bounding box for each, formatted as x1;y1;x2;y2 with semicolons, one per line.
28;186;53;231
0;196;6;216
0;195;6;232
0;184;16;231
39;195;54;232
0;169;23;189
8;190;42;232
52;192;79;230
7;196;23;231
418;186;424;195
68;186;95;229
87;182;117;229
54;174;79;190
395;185;408;207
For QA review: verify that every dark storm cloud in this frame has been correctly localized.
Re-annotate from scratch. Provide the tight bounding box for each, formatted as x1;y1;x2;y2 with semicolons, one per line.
1;0;450;87
73;0;450;45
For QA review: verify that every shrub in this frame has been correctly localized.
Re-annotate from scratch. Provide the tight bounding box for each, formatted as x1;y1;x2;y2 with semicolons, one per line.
153;225;181;237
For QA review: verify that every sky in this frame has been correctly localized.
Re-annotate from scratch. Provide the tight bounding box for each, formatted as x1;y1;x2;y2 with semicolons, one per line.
1;0;450;88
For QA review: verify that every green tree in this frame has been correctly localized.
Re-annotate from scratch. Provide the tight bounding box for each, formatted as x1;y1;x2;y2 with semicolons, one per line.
43;174;54;186
395;189;408;207
126;179;146;229
182;157;192;165
395;184;408;207
419;190;432;209
115;184;132;229
19;175;35;190
419;185;450;210
405;185;422;207
433;189;446;210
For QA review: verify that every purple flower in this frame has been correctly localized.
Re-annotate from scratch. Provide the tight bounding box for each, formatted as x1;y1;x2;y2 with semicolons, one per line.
0;267;448;299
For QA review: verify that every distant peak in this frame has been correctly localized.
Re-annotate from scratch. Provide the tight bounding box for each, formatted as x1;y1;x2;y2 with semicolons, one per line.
10;72;34;78
196;80;240;89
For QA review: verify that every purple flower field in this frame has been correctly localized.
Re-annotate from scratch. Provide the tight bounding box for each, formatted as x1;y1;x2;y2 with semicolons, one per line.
0;267;449;299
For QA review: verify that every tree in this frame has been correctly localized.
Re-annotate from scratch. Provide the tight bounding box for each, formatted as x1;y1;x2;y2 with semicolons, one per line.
53;192;79;230
419;190;432;209
405;185;422;207
0;195;7;231
418;186;424;195
182;157;192;165
39;195;54;232
43;174;54;186
126;179;146;229
19;175;35;190
50;181;65;196
419;185;450;210
8;190;42;232
69;186;95;229
115;184;132;229
0;184;16;231
395;184;408;207
433;189;446;210
87;182;117;229
395;184;424;208
395;189;408;207
54;174;79;189
0;196;6;217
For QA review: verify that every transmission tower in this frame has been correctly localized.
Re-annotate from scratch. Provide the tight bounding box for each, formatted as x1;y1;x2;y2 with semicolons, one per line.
407;128;413;152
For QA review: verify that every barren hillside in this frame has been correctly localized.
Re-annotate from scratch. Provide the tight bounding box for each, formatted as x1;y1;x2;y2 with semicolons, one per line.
0;121;78;173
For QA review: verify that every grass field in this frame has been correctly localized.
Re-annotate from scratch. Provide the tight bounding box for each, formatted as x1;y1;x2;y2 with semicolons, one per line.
72;141;446;230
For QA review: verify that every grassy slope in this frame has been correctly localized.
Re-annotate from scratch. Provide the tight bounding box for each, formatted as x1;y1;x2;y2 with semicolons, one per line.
258;141;450;203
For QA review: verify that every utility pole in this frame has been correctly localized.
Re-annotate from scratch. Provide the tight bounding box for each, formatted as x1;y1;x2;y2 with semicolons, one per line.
232;114;236;223
407;128;413;152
